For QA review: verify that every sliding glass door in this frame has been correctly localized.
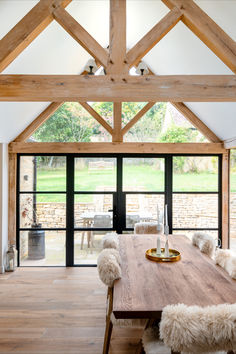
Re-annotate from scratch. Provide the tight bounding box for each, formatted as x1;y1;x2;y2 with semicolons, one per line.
17;153;222;266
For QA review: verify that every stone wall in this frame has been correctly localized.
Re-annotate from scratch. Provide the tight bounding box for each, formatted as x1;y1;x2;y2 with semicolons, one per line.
34;193;236;236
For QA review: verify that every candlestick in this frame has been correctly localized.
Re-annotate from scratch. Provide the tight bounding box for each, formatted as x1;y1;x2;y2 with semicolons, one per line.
157;204;159;223
164;204;169;257
164;235;170;257
156;235;161;256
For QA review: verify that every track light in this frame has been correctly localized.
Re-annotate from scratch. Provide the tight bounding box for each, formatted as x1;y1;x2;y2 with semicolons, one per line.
84;59;98;75
135;61;149;76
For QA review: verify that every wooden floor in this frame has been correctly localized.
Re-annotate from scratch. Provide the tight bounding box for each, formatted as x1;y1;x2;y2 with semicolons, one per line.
0;268;142;353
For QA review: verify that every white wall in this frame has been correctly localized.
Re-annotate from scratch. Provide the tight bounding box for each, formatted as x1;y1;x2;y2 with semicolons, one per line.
0;144;8;273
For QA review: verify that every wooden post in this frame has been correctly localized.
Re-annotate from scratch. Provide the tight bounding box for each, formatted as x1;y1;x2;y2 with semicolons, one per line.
8;153;17;246
222;151;230;249
112;103;123;142
108;0;127;142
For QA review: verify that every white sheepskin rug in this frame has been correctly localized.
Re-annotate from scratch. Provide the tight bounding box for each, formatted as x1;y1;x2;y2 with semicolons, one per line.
134;222;162;234
215;249;236;279
160;303;236;354
192;232;215;257
142;326;170;354
102;232;119;250
97;248;121;287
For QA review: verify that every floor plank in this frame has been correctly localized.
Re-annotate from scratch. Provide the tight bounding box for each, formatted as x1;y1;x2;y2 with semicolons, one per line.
0;268;142;353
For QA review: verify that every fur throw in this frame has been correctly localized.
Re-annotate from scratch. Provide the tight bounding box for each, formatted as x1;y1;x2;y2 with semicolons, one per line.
134;222;163;234
215;249;236;279
142;326;170;354
97;248;121;287
102;232;119;250
142;326;226;354
192;232;215;257
160;303;236;353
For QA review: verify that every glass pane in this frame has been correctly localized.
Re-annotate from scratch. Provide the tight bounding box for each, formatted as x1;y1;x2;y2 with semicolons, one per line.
173;230;219;243
20;230;65;266
173;194;218;229
230;149;236;251
74;158;116;191
123;158;165;191
20;194;66;228
31;102;112;142
74;231;109;265
126;194;165;228
74;194;113;228
173;156;218;192
20;156;66;192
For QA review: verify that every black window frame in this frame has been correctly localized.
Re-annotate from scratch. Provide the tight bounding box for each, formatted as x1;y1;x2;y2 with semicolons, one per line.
16;153;222;267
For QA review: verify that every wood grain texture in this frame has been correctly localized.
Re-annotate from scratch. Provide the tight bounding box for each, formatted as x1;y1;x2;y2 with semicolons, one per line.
1;75;236;102
13;102;63;142
107;0;127;74
0;0;71;73
222;151;230;249
122;102;155;136
171;102;222;143
79;102;113;135
53;7;109;68
8;153;17;245
126;7;182;67
162;0;236;74
0;268;142;353
8;142;227;154
113;234;236;319
112;103;123;142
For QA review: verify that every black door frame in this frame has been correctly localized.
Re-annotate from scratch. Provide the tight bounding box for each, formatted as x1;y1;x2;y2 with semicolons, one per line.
17;153;222;267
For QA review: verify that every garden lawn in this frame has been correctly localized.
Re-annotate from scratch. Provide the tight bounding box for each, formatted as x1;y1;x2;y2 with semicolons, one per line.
34;166;236;203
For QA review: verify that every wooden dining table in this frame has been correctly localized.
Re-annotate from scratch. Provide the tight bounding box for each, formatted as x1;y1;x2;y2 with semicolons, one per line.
113;234;236;319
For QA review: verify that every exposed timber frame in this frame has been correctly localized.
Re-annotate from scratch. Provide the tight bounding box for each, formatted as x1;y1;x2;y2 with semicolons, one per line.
9;142;226;154
0;0;234;248
222;151;230;248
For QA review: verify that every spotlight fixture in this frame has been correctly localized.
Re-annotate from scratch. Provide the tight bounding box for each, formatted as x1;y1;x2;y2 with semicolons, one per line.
135;61;149;76
84;58;98;75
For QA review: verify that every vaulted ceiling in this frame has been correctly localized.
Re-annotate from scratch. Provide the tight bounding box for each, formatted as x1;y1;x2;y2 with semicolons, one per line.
0;0;236;143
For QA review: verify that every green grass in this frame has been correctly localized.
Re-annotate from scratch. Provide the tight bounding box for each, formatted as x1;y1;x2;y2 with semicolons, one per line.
34;166;236;203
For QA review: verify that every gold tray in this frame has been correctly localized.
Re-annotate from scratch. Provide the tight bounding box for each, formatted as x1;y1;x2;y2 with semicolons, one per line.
146;248;181;262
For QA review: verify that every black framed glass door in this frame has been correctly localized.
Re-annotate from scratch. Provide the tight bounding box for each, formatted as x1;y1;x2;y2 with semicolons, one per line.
17;153;222;267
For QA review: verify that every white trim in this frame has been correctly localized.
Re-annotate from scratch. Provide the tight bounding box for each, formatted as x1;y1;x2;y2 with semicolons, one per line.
224;137;236;149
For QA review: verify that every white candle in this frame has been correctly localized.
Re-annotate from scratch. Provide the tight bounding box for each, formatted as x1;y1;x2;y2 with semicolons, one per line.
156;234;161;255
157;204;159;223
165;204;168;226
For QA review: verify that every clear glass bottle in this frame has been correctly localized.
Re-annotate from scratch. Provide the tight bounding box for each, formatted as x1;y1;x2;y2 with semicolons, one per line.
6;245;17;272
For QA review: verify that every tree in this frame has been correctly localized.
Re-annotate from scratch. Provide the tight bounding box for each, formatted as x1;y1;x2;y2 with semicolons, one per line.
124;102;167;141
33;102;94;142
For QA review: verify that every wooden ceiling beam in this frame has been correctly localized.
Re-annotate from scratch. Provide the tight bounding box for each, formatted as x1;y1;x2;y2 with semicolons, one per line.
162;0;236;74
107;0;127;74
8;142;226;154
53;6;109;68
1;74;236;102
79;102;113;135
0;0;71;73
171;102;222;143
13;102;63;142
122;102;156;136
126;8;182;68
